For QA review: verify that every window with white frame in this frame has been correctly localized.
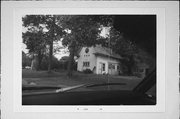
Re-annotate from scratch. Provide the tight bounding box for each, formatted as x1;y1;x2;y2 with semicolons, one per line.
83;62;90;67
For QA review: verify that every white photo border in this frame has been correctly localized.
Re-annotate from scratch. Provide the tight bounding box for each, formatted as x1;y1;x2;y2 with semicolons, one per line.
13;7;165;113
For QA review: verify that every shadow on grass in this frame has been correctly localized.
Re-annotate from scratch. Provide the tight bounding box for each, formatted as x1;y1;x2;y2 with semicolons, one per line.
22;69;142;90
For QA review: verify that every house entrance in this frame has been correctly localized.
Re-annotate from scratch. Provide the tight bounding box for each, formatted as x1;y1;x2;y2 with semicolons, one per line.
99;62;106;74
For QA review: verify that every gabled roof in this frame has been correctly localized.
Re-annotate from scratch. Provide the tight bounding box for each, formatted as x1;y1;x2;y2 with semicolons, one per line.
93;45;122;60
77;45;122;60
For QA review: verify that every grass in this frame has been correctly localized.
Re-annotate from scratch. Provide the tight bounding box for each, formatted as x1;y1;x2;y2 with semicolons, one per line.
22;69;142;91
22;69;66;78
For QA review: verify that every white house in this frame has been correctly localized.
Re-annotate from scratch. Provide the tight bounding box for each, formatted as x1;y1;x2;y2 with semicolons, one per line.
77;45;122;75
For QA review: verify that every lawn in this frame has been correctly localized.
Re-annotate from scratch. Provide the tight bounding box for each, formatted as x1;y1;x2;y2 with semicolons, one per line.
22;69;142;91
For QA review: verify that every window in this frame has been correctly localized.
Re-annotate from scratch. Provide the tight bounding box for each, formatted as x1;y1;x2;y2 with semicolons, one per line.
117;65;119;70
85;48;89;53
84;55;90;57
83;62;90;67
112;64;115;69
108;63;115;69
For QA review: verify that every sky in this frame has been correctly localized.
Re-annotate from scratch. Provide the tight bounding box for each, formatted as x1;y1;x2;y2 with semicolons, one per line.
53;41;69;60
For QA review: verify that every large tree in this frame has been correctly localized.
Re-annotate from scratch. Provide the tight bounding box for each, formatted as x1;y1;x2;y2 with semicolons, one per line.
98;26;138;75
22;15;65;72
57;15;113;77
106;26;154;75
22;28;46;70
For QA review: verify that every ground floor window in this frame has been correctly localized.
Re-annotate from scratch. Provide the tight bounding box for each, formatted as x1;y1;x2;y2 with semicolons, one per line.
83;62;90;67
108;63;115;70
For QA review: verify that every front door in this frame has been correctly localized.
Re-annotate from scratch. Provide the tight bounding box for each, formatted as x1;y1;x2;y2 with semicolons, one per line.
99;62;105;74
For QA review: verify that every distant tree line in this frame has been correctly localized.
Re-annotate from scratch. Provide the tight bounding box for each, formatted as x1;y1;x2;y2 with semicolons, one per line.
22;52;77;71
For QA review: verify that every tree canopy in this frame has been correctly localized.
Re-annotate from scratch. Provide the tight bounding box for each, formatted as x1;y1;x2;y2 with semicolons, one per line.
22;15;65;71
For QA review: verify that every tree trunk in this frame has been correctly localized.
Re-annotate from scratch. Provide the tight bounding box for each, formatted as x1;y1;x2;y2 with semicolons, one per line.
31;54;38;71
67;41;75;77
37;51;43;70
127;55;135;75
48;17;56;73
48;41;53;73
